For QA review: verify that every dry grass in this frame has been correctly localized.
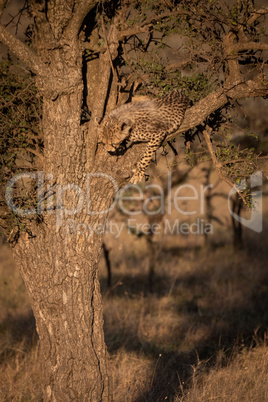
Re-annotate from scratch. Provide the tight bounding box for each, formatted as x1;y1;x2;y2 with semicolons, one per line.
179;345;268;402
0;207;268;400
100;224;268;401
0;241;41;401
0;344;42;402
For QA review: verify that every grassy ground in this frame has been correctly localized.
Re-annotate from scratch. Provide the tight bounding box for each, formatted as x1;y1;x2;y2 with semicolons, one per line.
0;217;268;401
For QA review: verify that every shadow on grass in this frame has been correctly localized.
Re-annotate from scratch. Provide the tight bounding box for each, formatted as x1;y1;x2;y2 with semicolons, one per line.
105;321;197;401
0;310;37;362
103;230;268;401
100;272;175;297
0;226;266;401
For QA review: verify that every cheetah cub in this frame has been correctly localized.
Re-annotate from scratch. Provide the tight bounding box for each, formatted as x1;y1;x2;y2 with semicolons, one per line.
98;90;189;184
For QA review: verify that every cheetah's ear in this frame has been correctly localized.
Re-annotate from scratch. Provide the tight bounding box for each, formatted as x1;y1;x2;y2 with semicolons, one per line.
121;120;132;138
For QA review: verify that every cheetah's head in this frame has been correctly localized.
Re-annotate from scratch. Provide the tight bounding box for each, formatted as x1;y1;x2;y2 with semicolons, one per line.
98;116;132;152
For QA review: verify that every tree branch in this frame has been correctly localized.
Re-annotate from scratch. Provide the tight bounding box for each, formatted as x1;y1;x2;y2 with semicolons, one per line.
233;41;268;52
202;127;248;205
0;0;8;19
221;7;268;86
65;0;99;38
0;23;46;75
90;19;121;122
223;31;242;82
173;75;268;137
247;7;268;25
85;21;120;170
118;10;191;39
165;58;193;71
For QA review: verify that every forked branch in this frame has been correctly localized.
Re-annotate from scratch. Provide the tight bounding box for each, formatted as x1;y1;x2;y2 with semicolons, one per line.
0;3;46;76
202;127;248;205
174;75;268;137
65;0;99;39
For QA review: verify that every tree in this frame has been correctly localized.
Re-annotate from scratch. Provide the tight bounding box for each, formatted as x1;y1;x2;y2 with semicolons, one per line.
0;0;267;400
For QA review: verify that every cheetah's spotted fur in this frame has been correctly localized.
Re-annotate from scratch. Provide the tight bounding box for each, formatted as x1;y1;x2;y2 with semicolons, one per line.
99;90;189;184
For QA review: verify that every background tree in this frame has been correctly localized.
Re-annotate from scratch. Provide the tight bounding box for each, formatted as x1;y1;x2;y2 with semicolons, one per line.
0;0;267;400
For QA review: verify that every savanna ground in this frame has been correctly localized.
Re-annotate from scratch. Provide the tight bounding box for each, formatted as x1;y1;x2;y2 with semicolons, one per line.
0;157;268;401
0;0;268;399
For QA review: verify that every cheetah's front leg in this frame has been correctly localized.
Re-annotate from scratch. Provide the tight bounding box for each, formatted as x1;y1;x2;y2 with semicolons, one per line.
129;141;162;184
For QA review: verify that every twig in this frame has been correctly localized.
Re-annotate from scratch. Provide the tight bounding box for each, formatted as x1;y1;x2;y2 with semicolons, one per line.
0;23;46;75
0;81;34;111
65;0;98;38
221;155;268;166
10;147;44;162
118;8;197;40
202;127;248;205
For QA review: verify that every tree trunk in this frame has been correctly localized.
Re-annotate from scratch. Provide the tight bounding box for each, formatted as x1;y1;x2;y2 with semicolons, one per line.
11;90;114;401
13;228;111;401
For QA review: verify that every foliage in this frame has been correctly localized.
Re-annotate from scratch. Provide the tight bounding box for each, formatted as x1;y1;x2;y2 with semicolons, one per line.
0;0;267;237
98;0;267;96
0;59;42;239
95;0;267;203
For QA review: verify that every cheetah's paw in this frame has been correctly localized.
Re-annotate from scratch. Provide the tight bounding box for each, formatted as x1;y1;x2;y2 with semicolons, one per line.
129;171;144;184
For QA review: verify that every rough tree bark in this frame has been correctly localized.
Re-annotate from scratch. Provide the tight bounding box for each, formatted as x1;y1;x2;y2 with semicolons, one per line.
1;1;118;400
12;93;115;400
0;1;267;401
